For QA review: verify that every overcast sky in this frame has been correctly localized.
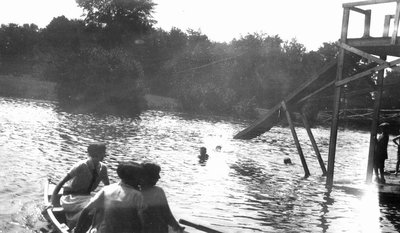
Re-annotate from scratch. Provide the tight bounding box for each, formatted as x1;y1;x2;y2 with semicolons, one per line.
0;0;397;51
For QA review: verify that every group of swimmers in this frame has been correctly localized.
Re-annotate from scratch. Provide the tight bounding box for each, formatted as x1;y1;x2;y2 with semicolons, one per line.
49;143;185;233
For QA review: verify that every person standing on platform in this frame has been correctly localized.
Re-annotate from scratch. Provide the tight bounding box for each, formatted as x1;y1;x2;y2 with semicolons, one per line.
392;129;400;176
374;123;390;184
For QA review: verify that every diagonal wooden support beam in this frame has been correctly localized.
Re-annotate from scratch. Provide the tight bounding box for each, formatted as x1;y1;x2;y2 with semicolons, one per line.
296;80;335;104
335;58;400;87
234;61;337;140
282;101;310;177
301;112;327;176
283;61;337;103
339;42;386;64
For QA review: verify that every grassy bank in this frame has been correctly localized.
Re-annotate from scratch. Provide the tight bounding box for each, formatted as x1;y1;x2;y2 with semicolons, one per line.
0;75;57;101
144;94;182;111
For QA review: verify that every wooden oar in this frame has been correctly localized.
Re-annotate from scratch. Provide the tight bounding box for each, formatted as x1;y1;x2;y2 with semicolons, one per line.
179;219;223;233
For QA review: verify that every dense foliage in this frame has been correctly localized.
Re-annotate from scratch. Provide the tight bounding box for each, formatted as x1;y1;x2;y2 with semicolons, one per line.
1;0;398;117
0;23;39;74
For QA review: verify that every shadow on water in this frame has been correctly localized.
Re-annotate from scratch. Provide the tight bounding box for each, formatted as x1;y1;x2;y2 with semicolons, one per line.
198;157;208;166
317;191;334;233
230;159;267;184
379;195;400;232
56;99;143;119
229;158;327;231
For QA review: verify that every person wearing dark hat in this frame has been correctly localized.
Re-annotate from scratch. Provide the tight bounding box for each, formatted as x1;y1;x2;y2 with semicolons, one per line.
140;163;185;233
374;123;390;184
50;143;110;228
74;162;144;233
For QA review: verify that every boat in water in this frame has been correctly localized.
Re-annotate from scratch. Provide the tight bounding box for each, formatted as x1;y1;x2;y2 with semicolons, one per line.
43;179;69;233
42;179;221;233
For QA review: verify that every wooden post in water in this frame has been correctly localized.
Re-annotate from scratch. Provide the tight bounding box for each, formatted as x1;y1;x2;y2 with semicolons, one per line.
326;7;350;187
282;101;310;177
301;112;327;176
366;55;387;183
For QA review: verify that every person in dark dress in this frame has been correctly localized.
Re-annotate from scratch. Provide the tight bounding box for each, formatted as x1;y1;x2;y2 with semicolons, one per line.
374;123;390;184
392;129;400;176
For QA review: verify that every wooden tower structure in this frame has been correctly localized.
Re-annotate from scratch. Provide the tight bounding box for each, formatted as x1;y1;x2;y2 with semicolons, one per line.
328;0;400;186
234;0;400;187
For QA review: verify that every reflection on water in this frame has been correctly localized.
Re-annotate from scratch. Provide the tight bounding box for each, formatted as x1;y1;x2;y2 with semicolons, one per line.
381;198;400;232
198;157;208;166
1;97;400;232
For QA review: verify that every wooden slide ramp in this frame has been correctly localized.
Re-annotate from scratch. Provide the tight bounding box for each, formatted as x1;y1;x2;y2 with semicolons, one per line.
234;60;337;140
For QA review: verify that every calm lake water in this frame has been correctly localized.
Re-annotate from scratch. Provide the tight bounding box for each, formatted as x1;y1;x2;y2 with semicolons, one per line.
1;97;400;233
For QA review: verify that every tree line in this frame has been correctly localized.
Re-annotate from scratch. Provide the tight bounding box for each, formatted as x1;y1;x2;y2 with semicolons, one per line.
1;0;399;118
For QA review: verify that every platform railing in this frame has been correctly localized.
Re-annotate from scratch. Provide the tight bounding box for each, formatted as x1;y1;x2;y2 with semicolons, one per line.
342;0;400;43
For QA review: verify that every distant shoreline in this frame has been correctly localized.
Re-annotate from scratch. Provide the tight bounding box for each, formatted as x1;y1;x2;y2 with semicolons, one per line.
0;75;182;111
0;75;394;132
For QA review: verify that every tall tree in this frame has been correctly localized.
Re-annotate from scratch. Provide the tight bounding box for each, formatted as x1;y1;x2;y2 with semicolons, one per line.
76;0;156;47
42;16;85;52
55;46;146;115
0;23;39;74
